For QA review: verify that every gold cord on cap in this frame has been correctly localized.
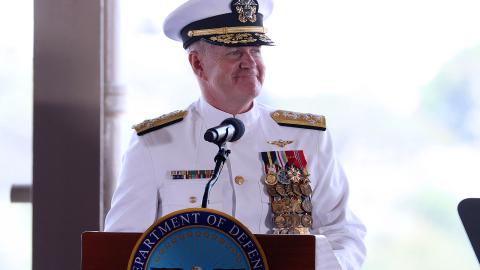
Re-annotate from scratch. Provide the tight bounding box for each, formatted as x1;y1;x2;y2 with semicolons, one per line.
187;26;267;37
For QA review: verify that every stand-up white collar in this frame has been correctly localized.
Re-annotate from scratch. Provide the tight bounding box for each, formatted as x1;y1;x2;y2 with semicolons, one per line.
196;98;261;132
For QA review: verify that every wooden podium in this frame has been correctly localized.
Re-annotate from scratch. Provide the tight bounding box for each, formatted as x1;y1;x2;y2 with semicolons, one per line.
81;232;315;270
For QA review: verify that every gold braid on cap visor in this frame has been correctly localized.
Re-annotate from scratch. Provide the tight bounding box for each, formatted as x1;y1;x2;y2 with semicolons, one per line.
187;26;267;37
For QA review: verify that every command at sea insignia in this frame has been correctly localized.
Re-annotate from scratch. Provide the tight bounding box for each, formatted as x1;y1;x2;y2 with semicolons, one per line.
271;110;326;131
132;110;187;136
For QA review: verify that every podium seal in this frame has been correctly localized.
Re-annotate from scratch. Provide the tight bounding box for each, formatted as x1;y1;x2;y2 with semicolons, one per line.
128;208;269;270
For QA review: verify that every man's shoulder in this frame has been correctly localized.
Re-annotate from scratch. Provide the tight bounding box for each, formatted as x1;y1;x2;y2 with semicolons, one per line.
132;110;188;136
268;108;327;131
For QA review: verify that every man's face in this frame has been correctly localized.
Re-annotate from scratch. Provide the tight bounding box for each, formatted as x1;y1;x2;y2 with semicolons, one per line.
198;44;265;110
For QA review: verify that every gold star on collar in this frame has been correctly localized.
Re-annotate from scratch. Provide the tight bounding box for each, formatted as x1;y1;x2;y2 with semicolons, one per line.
267;139;293;148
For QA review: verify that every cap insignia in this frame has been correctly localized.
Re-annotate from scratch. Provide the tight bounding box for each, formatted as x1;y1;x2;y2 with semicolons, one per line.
132;110;187;136
271;110;326;131
232;0;258;23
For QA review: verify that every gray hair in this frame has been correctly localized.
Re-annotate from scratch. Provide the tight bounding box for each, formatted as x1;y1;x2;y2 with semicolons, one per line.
186;40;212;55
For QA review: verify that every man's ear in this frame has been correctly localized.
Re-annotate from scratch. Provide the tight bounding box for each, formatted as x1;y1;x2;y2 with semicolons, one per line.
188;51;207;81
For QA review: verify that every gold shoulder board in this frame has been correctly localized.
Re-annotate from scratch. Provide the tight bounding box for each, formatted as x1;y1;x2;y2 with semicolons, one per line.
132;110;187;136
271;110;326;131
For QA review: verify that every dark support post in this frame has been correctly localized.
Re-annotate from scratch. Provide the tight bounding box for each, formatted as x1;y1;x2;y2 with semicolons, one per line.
33;0;103;269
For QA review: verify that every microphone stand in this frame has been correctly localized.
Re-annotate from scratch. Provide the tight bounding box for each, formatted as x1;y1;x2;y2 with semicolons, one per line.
201;144;231;208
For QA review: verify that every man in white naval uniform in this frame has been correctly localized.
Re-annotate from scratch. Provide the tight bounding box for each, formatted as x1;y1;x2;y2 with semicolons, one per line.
105;0;366;269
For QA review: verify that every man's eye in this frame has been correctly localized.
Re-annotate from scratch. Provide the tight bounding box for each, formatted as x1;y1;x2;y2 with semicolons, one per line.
227;50;241;56
249;49;261;57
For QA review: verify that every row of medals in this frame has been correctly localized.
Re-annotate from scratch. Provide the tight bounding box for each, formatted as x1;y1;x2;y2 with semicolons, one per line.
265;166;313;235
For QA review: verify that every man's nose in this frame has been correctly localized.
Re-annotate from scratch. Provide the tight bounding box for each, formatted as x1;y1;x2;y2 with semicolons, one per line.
239;52;257;69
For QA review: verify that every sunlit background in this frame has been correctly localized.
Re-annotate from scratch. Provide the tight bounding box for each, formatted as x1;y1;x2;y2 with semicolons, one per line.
0;1;33;270
1;0;480;269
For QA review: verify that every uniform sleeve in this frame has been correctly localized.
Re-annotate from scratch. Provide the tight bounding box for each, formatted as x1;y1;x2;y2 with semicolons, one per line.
104;132;160;232
311;130;367;270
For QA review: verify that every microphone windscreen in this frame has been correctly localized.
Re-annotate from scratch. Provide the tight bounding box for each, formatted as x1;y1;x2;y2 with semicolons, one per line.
203;128;218;142
221;118;245;142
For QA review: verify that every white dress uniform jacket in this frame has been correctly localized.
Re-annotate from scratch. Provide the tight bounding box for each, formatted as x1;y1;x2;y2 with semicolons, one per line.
105;98;366;270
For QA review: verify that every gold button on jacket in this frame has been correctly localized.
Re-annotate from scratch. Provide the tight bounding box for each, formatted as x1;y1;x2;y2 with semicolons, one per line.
235;176;245;185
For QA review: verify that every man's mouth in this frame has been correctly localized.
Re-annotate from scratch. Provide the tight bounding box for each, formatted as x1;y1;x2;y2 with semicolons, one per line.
233;73;257;78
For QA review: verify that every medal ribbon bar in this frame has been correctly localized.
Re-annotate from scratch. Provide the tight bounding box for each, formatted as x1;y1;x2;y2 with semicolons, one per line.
260;150;314;235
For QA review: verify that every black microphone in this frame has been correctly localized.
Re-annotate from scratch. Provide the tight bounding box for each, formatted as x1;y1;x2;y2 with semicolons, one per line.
201;118;244;208
204;118;245;145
